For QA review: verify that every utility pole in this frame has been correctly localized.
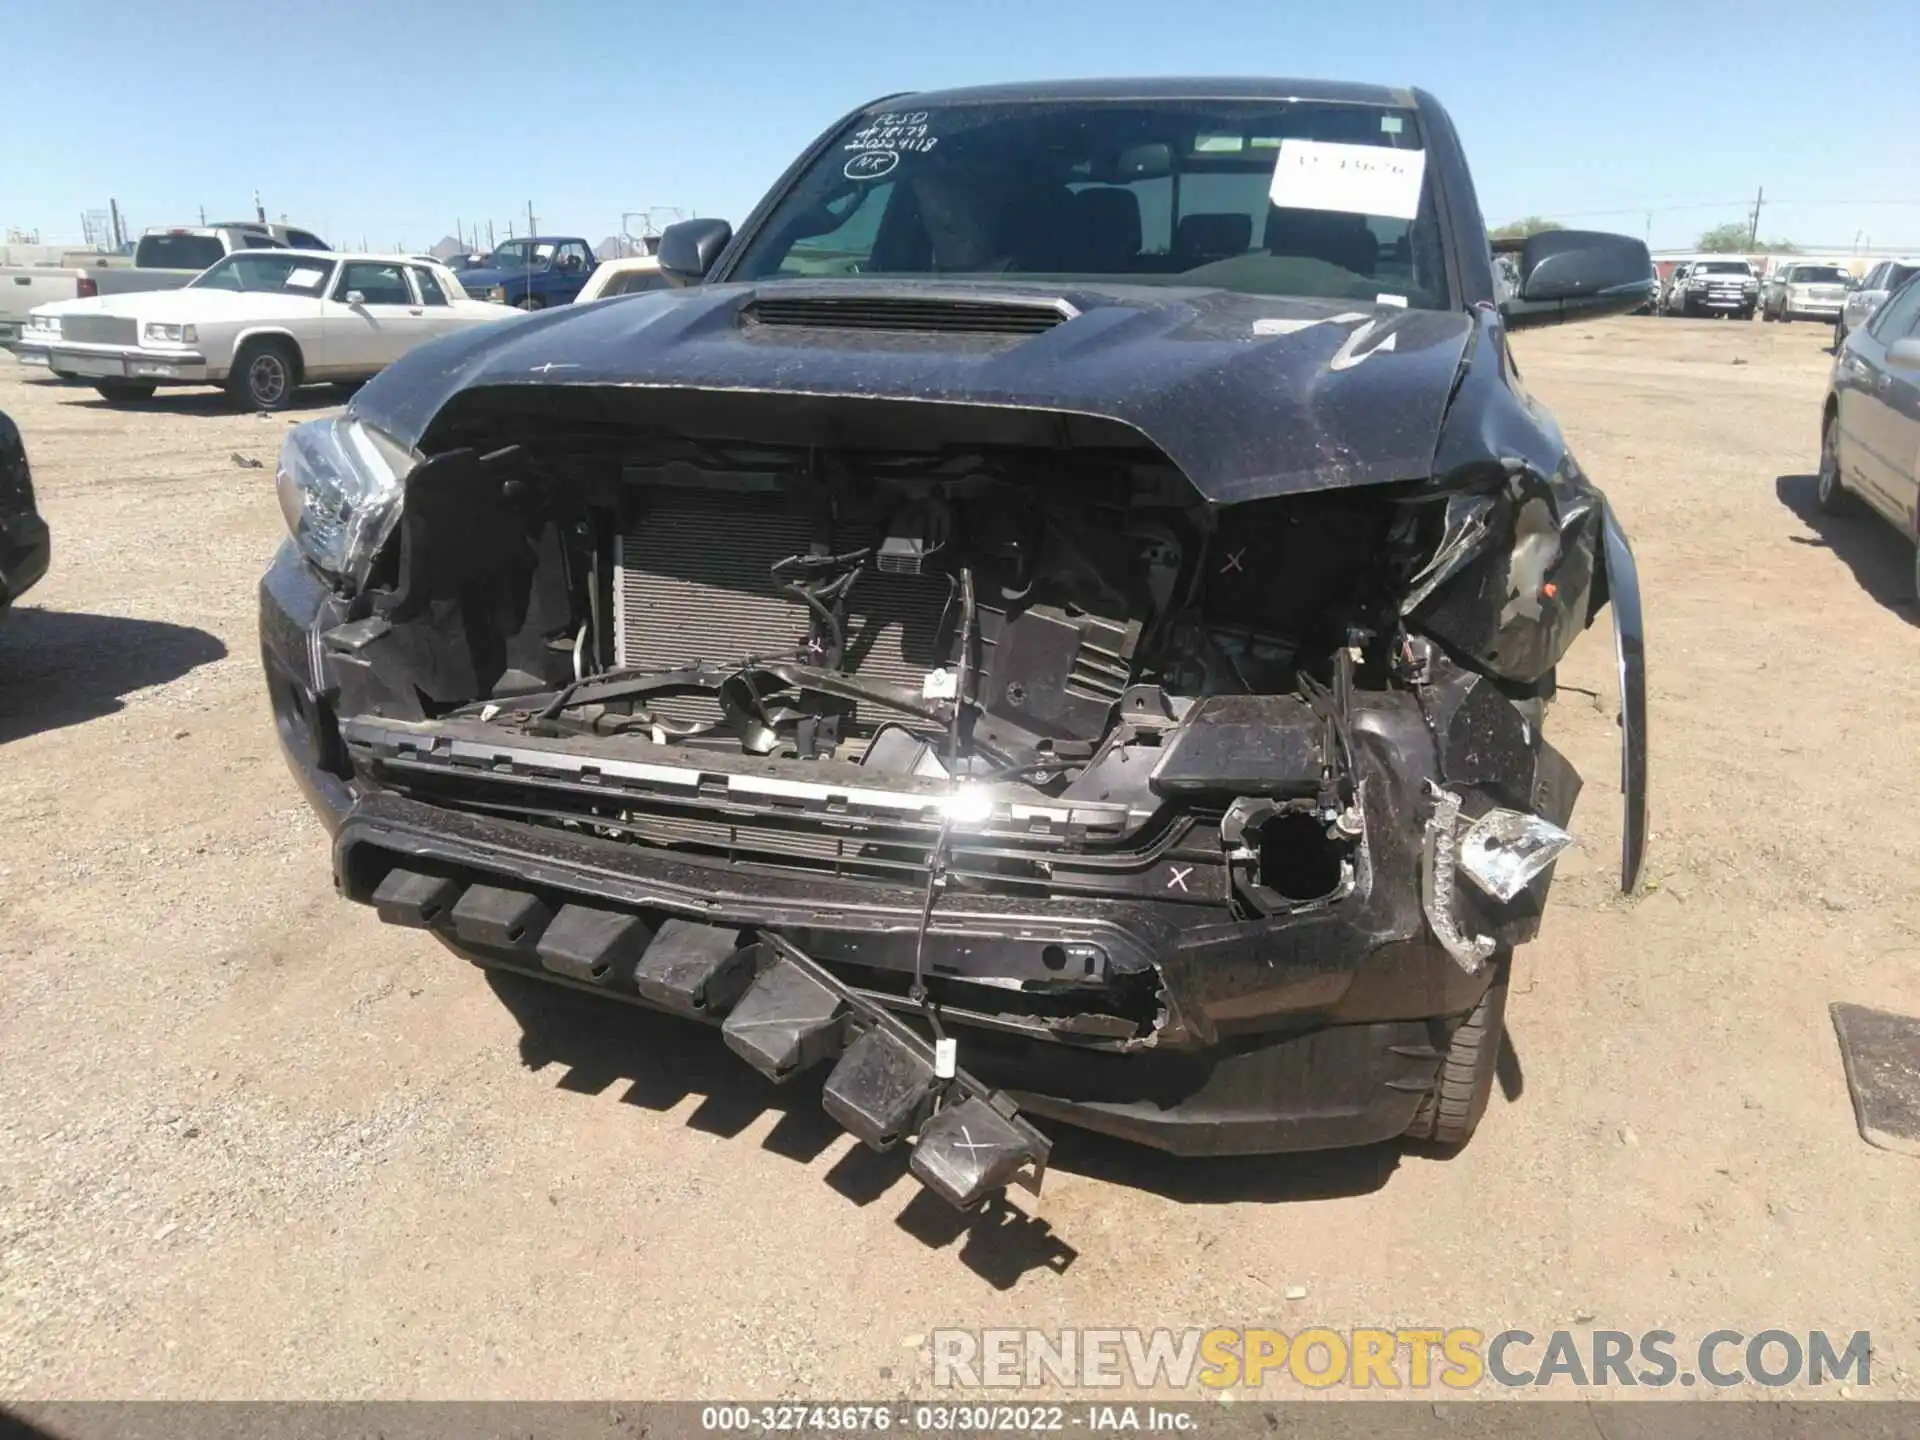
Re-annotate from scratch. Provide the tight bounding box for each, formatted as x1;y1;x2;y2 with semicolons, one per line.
254;188;266;224
1644;211;1652;244
1747;186;1764;249
198;204;207;225
109;198;124;250
527;200;537;238
487;219;496;249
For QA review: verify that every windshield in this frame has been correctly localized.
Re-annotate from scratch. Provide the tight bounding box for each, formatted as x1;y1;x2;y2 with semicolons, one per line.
730;99;1452;309
187;254;334;294
488;241;555;272
134;234;225;271
1697;261;1751;275
1790;266;1849;286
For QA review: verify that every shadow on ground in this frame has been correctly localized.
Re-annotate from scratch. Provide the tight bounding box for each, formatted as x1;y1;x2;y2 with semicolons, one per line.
0;609;228;743
482;965;1484;1281
61;385;344;417
1776;473;1918;625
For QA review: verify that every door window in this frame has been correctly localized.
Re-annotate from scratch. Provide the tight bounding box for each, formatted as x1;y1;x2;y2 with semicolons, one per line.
605;270;669;296
555;241;593;274
410;267;450;306
1866;274;1920;342
335;262;413;305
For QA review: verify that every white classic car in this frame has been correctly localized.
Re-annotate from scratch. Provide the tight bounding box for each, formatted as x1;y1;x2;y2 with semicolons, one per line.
573;254;671;303
16;251;510;411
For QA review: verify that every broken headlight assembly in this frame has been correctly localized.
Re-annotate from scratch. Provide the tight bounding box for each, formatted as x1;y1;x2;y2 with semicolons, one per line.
275;416;417;592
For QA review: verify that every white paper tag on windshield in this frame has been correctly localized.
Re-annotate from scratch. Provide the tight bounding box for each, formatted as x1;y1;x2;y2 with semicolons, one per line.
1269;140;1427;220
287;267;326;288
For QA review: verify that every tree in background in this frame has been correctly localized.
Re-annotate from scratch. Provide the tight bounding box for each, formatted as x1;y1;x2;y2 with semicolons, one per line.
1490;217;1564;239
1697;222;1799;254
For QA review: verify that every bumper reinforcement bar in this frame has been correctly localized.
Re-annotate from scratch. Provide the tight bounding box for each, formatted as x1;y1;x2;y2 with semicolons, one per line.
370;868;1051;1209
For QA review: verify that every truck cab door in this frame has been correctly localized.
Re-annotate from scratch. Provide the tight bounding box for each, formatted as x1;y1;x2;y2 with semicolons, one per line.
551;241;595;302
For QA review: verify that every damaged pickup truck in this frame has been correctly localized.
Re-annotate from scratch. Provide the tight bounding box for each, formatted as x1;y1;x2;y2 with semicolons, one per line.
259;78;1651;1210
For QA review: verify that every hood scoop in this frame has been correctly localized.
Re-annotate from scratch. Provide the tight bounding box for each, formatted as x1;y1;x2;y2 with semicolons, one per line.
744;292;1077;336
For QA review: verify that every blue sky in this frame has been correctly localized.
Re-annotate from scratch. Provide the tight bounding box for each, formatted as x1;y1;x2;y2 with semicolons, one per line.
3;0;1916;257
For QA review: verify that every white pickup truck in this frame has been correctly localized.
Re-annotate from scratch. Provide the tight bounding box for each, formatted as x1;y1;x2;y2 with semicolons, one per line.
1;225;294;352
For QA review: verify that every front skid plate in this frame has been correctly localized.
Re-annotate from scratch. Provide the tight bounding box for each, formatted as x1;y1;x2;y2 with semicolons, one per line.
372;866;1049;1209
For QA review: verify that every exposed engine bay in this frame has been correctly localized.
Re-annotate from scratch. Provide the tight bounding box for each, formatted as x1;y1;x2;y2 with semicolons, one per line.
564;442;1400;779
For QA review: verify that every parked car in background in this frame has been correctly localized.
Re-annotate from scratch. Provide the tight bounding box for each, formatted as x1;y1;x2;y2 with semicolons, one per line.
1;224;284;353
1669;258;1758;319
1;407;50;613
572;255;668;302
453;237;600;309
16;251;506;411
1658;262;1689;315
1762;261;1853;323
1821;273;1920;599
260;76;1651;1211
212;221;332;251
1835;258;1920;349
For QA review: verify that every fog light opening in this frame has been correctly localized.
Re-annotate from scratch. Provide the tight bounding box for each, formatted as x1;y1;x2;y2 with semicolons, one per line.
1257;812;1347;903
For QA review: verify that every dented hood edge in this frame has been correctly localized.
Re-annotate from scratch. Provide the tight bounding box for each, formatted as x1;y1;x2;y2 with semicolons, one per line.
348;281;1477;505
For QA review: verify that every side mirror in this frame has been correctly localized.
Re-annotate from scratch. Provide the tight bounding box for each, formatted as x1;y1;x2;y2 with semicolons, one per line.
344;290;366;306
1887;338;1920;369
1501;230;1656;330
658;218;733;286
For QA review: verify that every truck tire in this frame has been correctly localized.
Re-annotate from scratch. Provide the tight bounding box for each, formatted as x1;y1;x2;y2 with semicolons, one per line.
92;379;157;403
514;296;544;312
1404;959;1509;1147
227;337;301;412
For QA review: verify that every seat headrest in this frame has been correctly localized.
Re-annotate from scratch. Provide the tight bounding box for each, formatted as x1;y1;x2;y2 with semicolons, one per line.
1072;187;1142;263
1176;212;1253;263
1263;206;1378;277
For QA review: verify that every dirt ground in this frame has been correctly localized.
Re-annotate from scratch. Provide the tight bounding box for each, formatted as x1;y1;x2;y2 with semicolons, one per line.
1;316;1915;1402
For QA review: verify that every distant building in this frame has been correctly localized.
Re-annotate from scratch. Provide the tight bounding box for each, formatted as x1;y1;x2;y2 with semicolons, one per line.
428;235;475;261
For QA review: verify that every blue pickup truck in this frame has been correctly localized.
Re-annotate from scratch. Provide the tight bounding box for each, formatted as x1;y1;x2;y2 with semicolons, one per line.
456;236;600;310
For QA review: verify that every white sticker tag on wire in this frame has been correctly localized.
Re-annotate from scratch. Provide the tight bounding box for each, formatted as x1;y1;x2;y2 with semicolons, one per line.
934;1037;958;1080
1269;140;1427;220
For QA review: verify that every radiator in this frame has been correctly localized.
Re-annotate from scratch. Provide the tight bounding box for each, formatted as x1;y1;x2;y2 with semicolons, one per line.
612;488;951;726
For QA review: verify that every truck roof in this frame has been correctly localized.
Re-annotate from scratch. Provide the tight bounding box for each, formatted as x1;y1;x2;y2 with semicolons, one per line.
882;75;1419;109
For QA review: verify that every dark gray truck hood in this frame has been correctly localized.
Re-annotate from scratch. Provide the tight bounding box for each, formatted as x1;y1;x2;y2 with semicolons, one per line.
353;281;1475;503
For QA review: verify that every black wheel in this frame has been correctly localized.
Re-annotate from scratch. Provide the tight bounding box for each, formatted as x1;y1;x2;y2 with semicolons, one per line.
92;379;156;403
1817;412;1856;516
1740;306;1755;321
514;296;544;312
330;379;366;399
226;338;300;412
1405;960;1509;1147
